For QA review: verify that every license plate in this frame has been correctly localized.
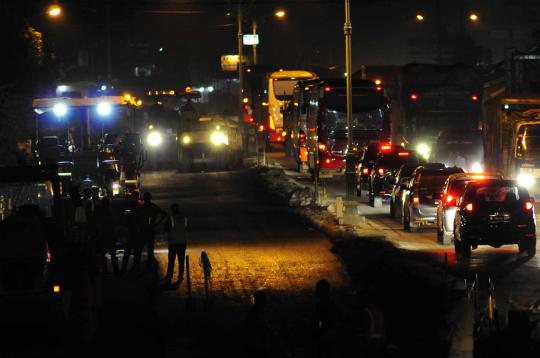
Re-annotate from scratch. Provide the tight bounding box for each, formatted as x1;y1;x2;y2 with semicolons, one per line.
489;213;510;223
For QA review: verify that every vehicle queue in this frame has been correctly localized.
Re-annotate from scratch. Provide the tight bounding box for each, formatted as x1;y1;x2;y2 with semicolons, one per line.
356;142;537;259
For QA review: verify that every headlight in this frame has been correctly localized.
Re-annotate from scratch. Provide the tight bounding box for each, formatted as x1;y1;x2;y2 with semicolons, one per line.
112;183;121;189
182;135;191;144
416;142;431;160
210;131;228;146
146;131;163;147
471;162;483;173
518;173;535;188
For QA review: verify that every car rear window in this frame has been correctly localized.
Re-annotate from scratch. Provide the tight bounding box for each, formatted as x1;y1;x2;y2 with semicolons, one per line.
378;152;420;169
418;175;447;188
469;185;528;203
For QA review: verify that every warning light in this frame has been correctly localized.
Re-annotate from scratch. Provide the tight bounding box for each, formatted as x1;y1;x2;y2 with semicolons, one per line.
374;79;382;85
258;124;265;132
410;93;418;101
53;285;61;294
471;95;478;101
185;87;192;93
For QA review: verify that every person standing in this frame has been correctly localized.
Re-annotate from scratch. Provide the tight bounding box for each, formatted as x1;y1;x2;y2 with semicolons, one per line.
314;279;339;358
95;197;119;274
121;191;142;273
138;192;167;265
163;203;188;286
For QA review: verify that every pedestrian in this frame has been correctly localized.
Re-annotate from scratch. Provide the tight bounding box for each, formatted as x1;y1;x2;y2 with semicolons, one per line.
138;192;166;265
314;279;339;358
95;197;119;274
360;291;387;357
244;290;270;357
163;203;188;287
121;191;143;273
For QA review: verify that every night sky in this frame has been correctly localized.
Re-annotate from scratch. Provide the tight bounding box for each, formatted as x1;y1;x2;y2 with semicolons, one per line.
10;0;540;87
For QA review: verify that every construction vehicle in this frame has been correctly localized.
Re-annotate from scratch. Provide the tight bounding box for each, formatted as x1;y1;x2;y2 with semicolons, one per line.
483;47;540;195
178;114;244;172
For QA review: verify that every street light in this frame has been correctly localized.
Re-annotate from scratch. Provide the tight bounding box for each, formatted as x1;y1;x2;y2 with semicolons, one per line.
274;10;286;19
469;13;479;22
416;13;424;21
47;4;62;18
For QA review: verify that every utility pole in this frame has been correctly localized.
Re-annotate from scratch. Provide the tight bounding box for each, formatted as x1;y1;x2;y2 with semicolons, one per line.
343;0;358;222
252;20;258;65
106;0;112;79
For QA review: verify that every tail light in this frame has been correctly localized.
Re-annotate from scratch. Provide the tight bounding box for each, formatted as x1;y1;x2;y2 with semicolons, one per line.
410;93;418;101
465;203;474;212
445;194;455;207
299;131;306;144
318;143;327;151
377;168;385;176
472;95;478;101
398;151;409;156
362;168;369;175
380;145;391;151
376;86;382;91
325;158;331;164
281;131;287;137
412;196;420;204
525;201;534;211
324;86;332;92
258;124;265;132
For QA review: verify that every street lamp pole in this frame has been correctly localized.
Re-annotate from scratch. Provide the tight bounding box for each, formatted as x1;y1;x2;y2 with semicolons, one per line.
344;0;356;208
237;3;244;131
252;19;257;65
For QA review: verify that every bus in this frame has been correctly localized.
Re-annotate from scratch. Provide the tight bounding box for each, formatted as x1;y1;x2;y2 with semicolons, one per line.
290;78;389;178
266;70;317;144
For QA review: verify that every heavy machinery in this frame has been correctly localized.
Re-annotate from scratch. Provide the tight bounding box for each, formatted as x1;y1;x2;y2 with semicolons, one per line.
177;115;244;172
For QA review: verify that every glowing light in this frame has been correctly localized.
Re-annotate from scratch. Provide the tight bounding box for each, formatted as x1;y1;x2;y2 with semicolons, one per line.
410;93;418;101
97;102;112;117
148;124;154;130
526;202;534;211
101;85;107;91
243;97;249;103
275;10;286;18
374;79;382;85
146;131;163;147
211;131;228;145
416;142;431;159
416;13;424;21
469;13;479;22
53;103;68;117
412;197;420;204
518;173;535;188
123;93;132;102
136;99;143;106
207;86;214;93
471;95;478;101
53;285;61;293
47;5;62;17
324;86;332;92
471;162;483;173
182;136;191;144
465;203;474;212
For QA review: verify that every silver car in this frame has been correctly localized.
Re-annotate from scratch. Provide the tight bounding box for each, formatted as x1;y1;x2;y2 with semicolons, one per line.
436;172;502;245
403;167;464;231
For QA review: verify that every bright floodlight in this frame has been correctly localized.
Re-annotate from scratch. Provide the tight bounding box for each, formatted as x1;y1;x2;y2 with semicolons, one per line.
53;103;68;117
471;162;483;173
100;85;107;91
416;142;431;160
210;131;228;146
97;102;112;117
147;131;163;147
518;173;535;188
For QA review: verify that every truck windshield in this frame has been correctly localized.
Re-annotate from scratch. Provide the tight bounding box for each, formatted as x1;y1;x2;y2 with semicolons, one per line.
517;125;540;159
273;80;297;100
0;181;55;221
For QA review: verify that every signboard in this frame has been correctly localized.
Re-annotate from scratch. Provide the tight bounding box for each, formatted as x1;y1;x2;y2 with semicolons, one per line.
242;34;259;45
221;55;247;72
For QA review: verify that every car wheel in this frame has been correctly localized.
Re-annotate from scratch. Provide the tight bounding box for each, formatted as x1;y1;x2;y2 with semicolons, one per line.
528;238;537;258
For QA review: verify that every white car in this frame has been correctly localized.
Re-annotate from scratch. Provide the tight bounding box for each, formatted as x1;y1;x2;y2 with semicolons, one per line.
436;172;502;244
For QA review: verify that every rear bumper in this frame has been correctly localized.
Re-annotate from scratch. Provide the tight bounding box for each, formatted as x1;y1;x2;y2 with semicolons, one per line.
461;226;536;246
411;204;438;226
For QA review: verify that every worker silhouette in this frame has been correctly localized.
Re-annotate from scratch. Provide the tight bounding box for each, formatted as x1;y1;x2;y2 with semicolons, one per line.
314;279;339;358
138;192;166;266
244;290;270;357
121;191;143;273
163;203;188;287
